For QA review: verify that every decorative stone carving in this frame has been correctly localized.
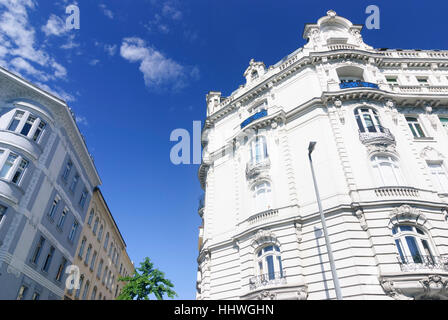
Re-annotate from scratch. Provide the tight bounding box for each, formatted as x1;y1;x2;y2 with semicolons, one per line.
389;205;428;228
297;286;309;300
379;279;410;300
246;159;271;181
257;290;277;300
251;229;278;248
420;146;445;162
419;275;448;299
333;99;345;124
353;207;368;231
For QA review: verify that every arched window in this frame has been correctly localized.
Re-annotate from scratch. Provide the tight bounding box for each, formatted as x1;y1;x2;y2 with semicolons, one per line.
97;259;104;279
78;237;86;259
393;225;435;265
250;136;268;165
87;209;94;226
102;267;108;284
371;155;404;186
104;233;109;250
93;218;99;235
354;108;383;133
82;280;90;300
98;225;104;241
75;275;84;299
256;245;283;280
91;286;97;300
84;245;92;265
252;181;272;213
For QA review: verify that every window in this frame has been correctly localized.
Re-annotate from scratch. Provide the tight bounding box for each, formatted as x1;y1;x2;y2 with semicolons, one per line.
428;162;448;193
11;158;28;185
78;237;86;259
256;245;283;280
16;285;28;300
440;117;448;133
102;267;108;284
84;245;92;265
104;233;109;250
68;220;79;242
42;246;55;272
393;225;435;264
8;111;24;132
57;208;68;229
251;70;259;80
354;108;383;133
0;152;29;184
82;280;90;300
98;225;103;241
31;237;45;264
252;181;272;213
98;292;102;300
417;76;429;84
115;285;119;298
97;260;104;279
62;160;73;181
48;196;60;220
55;257;67;282
20;115;36;136
90;251;97;271
32;120;46;142
93;218;99;235
250;136;268;165
386;76;398;84
371;155;405;186
75;275;84;299
79;189;88;208
31;292;40;300
91;287;97;300
406;116;426;138
70;173;79;192
87;209;94;226
0;205;6;224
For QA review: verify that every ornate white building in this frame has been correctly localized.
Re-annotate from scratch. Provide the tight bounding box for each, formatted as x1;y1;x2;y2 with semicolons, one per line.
196;11;448;300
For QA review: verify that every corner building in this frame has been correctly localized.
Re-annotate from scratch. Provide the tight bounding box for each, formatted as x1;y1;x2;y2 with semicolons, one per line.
196;11;448;300
0;67;101;299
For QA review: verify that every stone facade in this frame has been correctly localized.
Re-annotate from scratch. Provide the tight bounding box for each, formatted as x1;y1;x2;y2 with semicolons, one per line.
196;11;448;300
64;188;134;300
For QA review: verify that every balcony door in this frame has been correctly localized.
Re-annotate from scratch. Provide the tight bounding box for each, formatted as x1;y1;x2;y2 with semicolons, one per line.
355;108;383;133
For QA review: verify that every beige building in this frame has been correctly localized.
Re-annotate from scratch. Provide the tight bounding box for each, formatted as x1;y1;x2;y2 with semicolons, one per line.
65;187;134;300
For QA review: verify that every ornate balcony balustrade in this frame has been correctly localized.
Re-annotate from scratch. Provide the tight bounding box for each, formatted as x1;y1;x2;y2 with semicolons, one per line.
339;80;379;89
374;187;419;198
249;271;286;290
246;158;271;179
359;125;396;146
398;255;448;272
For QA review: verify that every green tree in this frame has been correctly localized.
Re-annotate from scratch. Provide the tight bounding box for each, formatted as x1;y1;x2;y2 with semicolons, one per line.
117;257;177;300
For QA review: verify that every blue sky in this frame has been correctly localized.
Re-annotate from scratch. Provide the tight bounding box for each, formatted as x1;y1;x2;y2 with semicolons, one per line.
0;0;447;300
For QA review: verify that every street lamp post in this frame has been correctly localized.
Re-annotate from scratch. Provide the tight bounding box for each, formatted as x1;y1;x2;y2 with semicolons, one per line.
308;141;343;300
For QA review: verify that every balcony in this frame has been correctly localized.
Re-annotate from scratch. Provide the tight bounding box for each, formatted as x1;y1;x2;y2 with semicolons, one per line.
339;80;379;90
249;271;286;291
398;255;448;273
246;158;271;180
359;125;395;146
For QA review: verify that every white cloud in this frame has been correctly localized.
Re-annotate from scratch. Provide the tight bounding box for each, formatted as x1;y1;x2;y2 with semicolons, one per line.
0;0;70;83
42;14;67;37
75;115;88;126
104;44;117;56
120;37;191;89
162;3;182;20
89;59;100;66
99;4;114;19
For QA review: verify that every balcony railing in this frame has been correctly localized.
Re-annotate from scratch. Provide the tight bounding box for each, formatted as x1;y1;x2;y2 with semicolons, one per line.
398;255;448;272
339;80;379;89
246;158;271;179
359;125;395;145
249;271;286;290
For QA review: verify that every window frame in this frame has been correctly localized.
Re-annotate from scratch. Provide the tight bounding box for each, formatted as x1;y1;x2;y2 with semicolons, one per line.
371;155;405;187
6;109;47;143
406;116;427;138
255;245;283;280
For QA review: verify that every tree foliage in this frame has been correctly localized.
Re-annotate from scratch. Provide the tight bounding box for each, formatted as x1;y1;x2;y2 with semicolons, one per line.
117;257;177;300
